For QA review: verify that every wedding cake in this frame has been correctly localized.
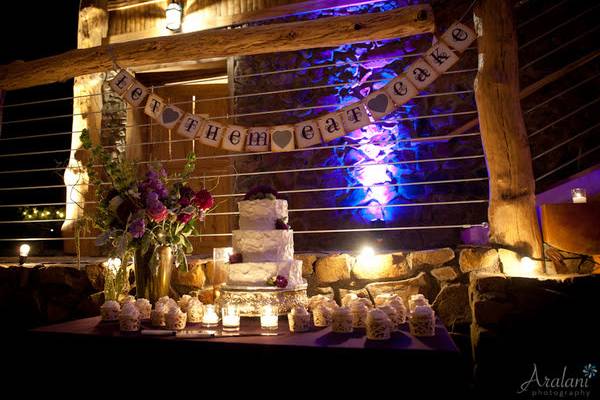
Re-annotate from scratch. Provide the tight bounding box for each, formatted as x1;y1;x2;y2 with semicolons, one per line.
226;187;303;289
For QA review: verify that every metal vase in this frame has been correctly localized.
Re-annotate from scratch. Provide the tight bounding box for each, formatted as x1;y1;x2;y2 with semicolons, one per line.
134;245;173;304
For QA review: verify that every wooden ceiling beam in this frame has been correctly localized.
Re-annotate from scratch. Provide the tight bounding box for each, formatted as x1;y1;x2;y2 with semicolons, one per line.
0;4;433;91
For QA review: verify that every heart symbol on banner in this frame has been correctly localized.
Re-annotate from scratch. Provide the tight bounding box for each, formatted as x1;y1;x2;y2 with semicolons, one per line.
162;107;180;124
272;130;293;148
367;93;389;113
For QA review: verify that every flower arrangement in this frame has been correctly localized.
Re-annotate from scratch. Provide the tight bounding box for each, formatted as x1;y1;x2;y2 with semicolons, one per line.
79;129;214;275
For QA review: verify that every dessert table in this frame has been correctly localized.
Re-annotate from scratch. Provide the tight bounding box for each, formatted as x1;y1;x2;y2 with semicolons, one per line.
19;316;467;392
30;315;459;352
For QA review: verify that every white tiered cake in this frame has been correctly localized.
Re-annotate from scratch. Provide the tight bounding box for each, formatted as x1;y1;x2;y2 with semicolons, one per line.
227;199;303;288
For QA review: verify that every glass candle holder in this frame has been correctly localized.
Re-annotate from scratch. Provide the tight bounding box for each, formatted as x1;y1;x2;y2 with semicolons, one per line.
221;304;240;331
260;305;279;330
571;188;587;203
201;304;219;328
212;247;233;285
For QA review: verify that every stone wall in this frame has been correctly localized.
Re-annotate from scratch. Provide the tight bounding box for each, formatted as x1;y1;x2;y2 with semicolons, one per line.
469;273;600;397
230;0;487;252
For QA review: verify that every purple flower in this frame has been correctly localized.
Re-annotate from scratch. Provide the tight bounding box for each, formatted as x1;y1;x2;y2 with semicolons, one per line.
275;218;290;230
229;253;243;264
244;185;282;200
275;275;288;288
146;193;169;222
179;186;195;207
128;218;146;238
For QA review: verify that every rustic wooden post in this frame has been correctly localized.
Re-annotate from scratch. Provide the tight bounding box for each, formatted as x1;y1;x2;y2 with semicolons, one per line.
62;0;108;255
474;0;543;274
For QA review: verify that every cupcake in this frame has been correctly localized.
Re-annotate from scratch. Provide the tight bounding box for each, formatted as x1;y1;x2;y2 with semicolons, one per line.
186;298;204;323
119;302;141;332
150;302;167;327
350;301;369;329
287;306;310;332
378;304;401;332
165;306;187;330
134;298;152;320
313;304;333;327
178;294;193;311
408;294;429;313
157;296;178;309
387;298;407;324
353;297;373;309
409;305;435;337
341;293;358;307
100;300;120;321
366;308;392;340
331;307;353;333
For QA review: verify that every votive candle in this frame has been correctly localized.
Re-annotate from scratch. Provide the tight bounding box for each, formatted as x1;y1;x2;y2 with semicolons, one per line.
571;188;587;203
222;304;240;331
202;304;219;327
260;305;279;330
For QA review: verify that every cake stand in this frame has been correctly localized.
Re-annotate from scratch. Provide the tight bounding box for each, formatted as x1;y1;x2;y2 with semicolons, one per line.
217;283;308;316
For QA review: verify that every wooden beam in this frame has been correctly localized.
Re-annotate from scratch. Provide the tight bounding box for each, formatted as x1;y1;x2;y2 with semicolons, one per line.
108;1;383;44
62;3;109;256
0;4;433;91
473;0;543;270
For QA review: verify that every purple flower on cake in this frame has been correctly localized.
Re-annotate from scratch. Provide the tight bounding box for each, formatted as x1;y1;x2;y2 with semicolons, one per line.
243;185;284;201
267;275;288;288
275;275;288;288
275;218;290;230
229;253;243;264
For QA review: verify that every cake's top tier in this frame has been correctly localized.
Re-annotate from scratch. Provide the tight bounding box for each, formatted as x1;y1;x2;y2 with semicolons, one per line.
238;199;288;231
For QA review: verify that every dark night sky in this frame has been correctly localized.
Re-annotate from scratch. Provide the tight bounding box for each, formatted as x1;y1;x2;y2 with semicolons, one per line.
1;1;81;254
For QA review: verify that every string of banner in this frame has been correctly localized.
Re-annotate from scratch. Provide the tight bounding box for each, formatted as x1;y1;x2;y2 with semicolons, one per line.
108;21;476;153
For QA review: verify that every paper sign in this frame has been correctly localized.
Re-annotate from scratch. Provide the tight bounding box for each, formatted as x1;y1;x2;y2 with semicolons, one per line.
198;120;225;148
144;94;165;120
124;81;149;107
176;113;204;139
424;40;460;74
158;105;184;129
317;112;345;142
340;102;371;132
246;127;270;152
364;90;395;120
221;125;247;152
294;120;322;149
270;125;295;152
406;58;439;90
109;69;135;95
384;75;418;106
441;21;476;53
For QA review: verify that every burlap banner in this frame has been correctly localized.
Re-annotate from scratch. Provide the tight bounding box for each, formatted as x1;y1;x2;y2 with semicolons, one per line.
110;21;475;153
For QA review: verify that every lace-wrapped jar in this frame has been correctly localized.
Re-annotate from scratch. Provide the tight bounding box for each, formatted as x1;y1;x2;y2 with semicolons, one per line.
366;308;392;340
331;307;353;333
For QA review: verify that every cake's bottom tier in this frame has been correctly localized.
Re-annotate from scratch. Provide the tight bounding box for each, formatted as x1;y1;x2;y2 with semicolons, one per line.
217;285;308;316
226;260;303;288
